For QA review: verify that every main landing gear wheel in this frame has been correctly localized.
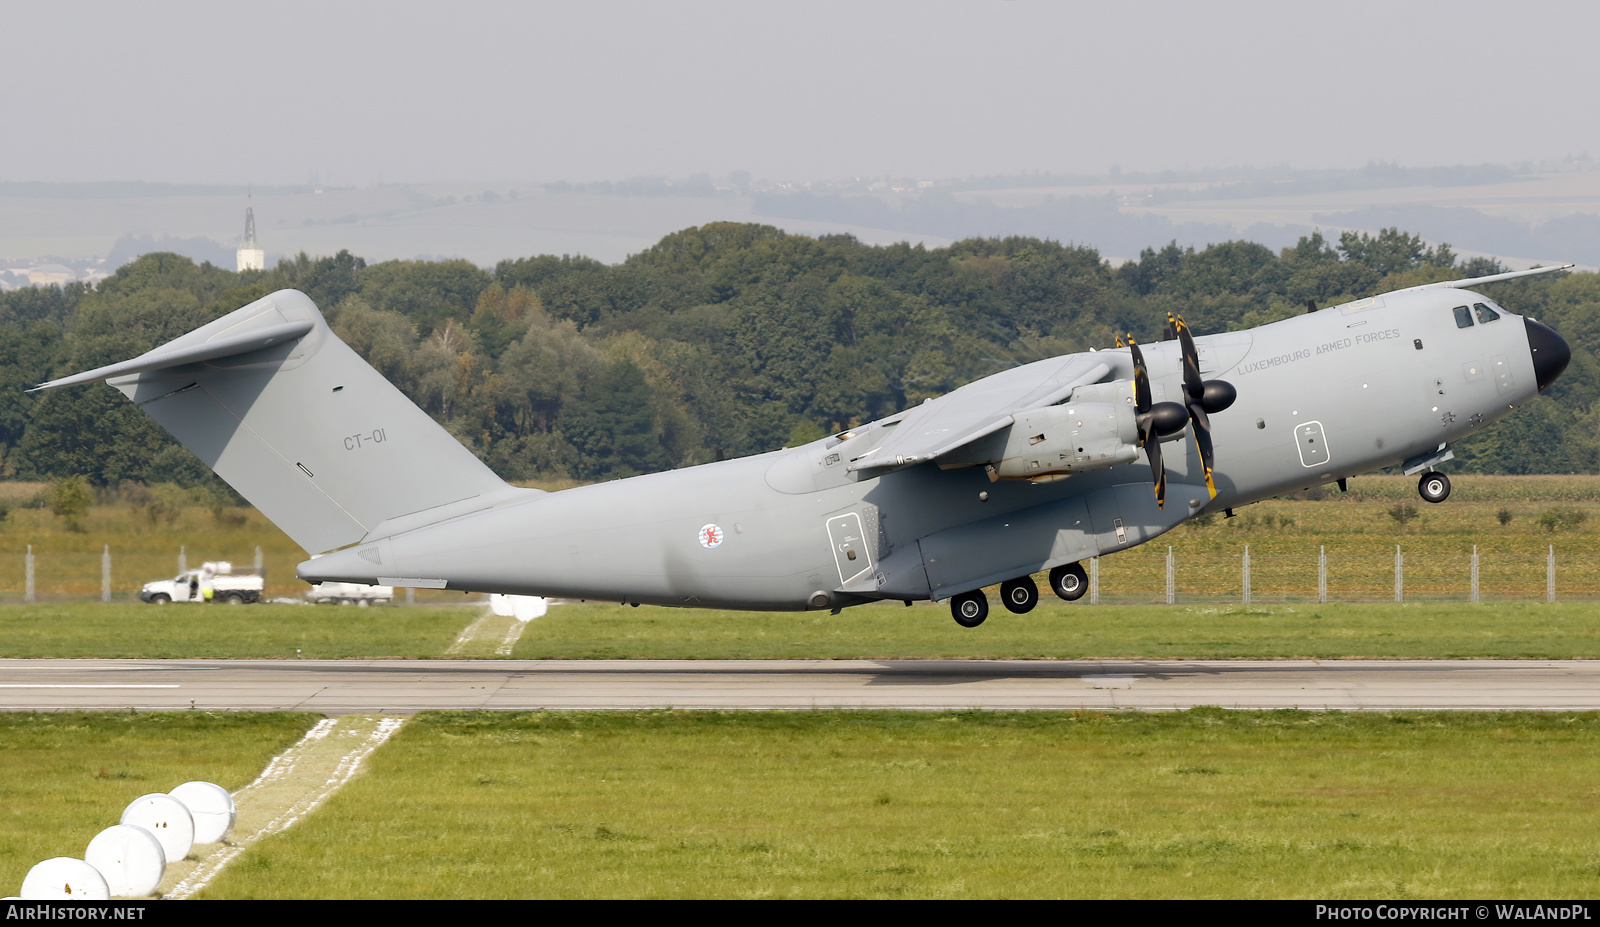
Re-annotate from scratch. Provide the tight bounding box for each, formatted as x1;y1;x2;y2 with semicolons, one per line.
1049;562;1089;602
951;590;989;627
1418;471;1451;504
1000;576;1039;614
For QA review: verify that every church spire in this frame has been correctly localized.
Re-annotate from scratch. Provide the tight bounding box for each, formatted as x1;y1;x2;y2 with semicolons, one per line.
236;199;264;272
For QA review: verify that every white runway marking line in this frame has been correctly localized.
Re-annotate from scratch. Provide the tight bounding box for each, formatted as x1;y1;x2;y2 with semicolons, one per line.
165;716;404;900
0;684;179;688
445;604;532;657
494;619;527;656
446;608;495;653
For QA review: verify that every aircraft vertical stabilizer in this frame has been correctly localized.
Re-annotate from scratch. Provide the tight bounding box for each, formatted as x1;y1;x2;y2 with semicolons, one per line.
33;289;529;553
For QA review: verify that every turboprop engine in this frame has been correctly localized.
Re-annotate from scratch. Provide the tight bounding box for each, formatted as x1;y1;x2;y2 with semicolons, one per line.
987;375;1189;481
986;312;1238;500
990;400;1144;480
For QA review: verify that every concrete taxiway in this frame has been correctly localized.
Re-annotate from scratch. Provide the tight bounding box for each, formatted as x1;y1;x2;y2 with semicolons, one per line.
2;659;1598;713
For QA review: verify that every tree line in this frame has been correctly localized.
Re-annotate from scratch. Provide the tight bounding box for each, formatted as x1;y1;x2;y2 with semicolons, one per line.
0;223;1595;496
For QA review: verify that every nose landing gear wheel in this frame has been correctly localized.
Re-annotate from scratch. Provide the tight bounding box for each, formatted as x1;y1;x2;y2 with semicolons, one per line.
1000;577;1039;614
951;590;989;627
1418;471;1451;504
1049;562;1089;601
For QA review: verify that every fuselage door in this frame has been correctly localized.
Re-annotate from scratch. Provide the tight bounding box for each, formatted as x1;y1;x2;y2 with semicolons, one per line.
1295;420;1331;468
826;511;875;588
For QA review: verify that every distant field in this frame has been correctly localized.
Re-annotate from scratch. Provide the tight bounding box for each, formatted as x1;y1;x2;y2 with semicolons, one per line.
1106;474;1600;602
0;185;759;267
0;712;318;892
197;710;1600;899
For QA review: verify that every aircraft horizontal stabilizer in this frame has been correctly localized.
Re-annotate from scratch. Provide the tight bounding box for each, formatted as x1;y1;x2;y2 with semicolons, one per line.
32;320;315;391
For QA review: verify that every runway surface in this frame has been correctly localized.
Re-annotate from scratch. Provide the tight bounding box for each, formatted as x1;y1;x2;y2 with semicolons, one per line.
3;658;1599;713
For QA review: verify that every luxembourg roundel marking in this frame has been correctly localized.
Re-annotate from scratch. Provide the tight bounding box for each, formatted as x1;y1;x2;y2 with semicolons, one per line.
698;524;724;549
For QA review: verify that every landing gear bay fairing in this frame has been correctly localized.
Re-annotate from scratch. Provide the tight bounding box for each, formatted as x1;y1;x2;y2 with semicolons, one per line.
34;266;1573;626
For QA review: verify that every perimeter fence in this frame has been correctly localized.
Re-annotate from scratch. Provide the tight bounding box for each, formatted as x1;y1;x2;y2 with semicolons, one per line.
1087;538;1589;604
0;544;455;604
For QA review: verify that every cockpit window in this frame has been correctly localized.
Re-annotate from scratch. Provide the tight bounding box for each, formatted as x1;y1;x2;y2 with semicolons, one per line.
1474;302;1501;323
1453;305;1474;328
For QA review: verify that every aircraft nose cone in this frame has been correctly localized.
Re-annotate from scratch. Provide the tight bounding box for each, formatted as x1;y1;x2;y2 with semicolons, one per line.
1525;317;1571;392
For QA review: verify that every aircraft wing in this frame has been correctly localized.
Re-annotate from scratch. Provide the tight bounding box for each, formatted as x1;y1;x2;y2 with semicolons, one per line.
846;354;1112;472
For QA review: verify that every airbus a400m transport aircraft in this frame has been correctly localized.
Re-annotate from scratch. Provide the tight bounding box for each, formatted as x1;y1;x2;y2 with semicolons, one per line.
35;265;1574;627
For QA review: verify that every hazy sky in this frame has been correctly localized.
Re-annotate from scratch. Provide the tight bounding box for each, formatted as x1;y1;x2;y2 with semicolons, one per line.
5;0;1597;186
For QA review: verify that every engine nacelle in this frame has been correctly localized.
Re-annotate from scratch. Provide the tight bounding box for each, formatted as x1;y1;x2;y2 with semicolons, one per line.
992;401;1141;480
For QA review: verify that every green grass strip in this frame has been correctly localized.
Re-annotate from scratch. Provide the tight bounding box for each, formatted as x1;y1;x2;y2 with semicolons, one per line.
5;600;1600;659
199;710;1600;899
513;600;1600;660
0;604;471;659
0;712;320;883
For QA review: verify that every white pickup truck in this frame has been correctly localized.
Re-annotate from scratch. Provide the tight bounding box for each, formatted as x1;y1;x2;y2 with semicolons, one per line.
305;582;394;606
140;562;265;604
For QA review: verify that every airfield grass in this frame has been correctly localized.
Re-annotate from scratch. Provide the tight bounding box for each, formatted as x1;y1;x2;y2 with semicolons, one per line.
0;712;320;887
514;600;1600;660
0;604;470;659
194;709;1600;899
6;600;1600;660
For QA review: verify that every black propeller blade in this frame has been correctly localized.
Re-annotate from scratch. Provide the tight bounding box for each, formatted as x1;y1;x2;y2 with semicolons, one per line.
1127;336;1188;509
1168;313;1237;500
1127;337;1164;508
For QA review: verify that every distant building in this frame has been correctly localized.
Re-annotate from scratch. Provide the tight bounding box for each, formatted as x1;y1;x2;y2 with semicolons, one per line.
236;205;264;272
27;264;76;286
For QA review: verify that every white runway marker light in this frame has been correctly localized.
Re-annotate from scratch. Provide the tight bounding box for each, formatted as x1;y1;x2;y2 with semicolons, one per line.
120;793;194;865
85;824;165;897
20;858;109;900
169;781;236;844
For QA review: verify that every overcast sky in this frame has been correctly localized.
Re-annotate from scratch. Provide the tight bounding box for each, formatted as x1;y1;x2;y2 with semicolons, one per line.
4;0;1597;186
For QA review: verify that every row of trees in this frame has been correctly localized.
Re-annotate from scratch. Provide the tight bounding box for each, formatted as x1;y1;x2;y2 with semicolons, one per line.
1;223;1596;492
